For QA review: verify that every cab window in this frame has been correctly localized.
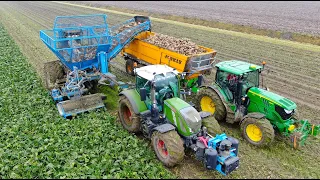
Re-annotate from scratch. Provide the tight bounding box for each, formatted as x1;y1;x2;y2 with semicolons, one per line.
136;75;150;93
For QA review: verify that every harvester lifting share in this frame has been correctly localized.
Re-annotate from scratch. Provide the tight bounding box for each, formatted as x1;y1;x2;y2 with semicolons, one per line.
40;14;151;118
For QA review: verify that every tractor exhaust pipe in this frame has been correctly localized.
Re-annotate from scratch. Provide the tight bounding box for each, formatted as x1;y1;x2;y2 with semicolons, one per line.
150;81;160;123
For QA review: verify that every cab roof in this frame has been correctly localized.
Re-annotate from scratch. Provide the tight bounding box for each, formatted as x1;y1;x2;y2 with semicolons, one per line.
134;64;179;81
215;60;263;75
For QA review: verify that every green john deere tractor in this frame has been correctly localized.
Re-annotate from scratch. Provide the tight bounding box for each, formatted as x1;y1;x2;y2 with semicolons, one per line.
195;60;319;149
118;64;240;176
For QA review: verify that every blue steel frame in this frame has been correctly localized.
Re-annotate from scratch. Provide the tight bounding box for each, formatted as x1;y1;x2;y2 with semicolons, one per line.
40;14;151;74
208;133;239;176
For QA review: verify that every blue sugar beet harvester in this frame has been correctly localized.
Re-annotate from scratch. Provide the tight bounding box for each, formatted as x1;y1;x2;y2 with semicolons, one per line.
40;14;151;118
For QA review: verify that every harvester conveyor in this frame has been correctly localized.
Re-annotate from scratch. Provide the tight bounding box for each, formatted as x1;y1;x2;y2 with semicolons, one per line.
40;14;151;118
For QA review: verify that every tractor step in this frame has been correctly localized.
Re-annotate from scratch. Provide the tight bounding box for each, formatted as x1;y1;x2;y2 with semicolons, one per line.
56;93;105;118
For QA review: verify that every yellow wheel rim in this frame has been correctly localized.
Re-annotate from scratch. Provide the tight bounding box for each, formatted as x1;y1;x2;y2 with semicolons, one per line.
200;96;216;114
246;124;262;142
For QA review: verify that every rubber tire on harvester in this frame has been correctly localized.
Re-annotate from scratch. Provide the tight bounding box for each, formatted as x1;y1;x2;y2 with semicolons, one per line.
151;130;185;167
240;117;275;147
118;95;141;133
43;60;65;90
202;115;223;137
125;58;135;76
195;87;227;121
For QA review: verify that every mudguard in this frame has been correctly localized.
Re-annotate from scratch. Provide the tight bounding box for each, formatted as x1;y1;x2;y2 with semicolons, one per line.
119;89;148;114
152;123;176;134
240;112;266;124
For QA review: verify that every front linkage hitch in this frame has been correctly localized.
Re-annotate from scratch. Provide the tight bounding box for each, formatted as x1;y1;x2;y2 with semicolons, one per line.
290;119;319;149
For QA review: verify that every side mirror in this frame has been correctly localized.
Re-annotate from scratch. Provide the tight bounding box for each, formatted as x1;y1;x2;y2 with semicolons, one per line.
140;88;147;101
197;75;203;87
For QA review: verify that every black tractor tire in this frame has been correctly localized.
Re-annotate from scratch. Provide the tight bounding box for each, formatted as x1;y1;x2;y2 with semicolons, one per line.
202;115;223;137
151;130;185;167
43;60;65;90
195;87;227;121
240;117;275;147
118;95;141;133
125;59;135;76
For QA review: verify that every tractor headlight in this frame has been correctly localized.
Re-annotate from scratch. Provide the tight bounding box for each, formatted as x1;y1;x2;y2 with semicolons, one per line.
284;109;293;114
288;125;295;132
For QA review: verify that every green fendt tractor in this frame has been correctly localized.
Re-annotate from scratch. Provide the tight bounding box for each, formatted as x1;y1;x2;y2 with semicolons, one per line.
118;64;240;176
195;60;319;149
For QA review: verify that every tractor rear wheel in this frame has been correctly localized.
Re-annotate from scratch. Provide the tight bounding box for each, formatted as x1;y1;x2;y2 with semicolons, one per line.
118;95;141;133
125;59;135;76
202;115;222;136
196;87;226;121
151;130;185;167
240;117;275;147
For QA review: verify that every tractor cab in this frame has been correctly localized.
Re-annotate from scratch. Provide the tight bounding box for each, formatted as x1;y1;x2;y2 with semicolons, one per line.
215;60;263;103
134;64;181;112
134;64;203;136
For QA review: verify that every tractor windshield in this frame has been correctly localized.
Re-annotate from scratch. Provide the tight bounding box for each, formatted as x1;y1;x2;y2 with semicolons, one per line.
180;106;202;133
154;72;178;91
243;70;259;88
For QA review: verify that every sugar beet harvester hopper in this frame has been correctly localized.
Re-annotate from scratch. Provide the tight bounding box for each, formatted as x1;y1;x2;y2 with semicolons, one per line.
40;14;151;118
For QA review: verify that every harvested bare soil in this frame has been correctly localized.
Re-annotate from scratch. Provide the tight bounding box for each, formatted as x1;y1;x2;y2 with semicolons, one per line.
77;1;320;36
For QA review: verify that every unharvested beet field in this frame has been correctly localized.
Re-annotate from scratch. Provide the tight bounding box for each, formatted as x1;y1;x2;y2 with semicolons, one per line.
0;1;319;179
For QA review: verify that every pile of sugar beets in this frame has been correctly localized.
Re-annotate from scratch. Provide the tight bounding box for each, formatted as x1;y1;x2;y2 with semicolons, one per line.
114;22;206;56
143;33;206;56
68;22;206;62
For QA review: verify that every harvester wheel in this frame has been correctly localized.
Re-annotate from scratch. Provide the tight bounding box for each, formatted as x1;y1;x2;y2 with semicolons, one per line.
125;59;135;76
118;95;141;133
240;117;275;147
151;130;185;167
195;87;226;121
202;115;223;136
43;60;65;90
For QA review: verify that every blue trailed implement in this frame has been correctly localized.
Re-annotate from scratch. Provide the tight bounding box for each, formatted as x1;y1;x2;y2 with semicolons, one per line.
40;14;151;118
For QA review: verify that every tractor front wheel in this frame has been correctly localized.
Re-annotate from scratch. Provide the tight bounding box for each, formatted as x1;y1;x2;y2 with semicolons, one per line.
118;96;141;133
240;117;275;147
151;130;185;167
195;87;226;121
